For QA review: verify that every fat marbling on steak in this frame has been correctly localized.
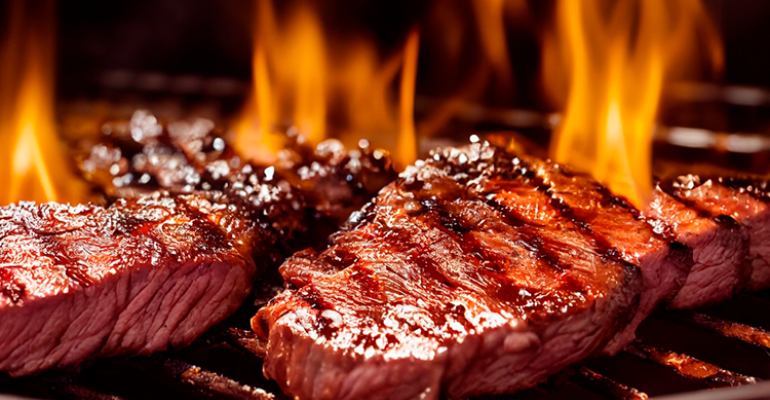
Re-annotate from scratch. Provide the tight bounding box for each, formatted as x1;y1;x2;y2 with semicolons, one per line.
0;193;268;376
252;142;698;400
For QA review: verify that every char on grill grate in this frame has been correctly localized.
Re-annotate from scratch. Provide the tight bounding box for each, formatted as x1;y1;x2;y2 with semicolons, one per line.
254;142;770;400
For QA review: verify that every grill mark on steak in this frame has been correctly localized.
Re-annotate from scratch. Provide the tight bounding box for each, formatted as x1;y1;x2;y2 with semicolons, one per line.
663;174;770;291
401;161;624;314
414;198;575;314
254;142;644;399
79;111;397;242
506;154;692;354
413;194;572;283
482;186;570;276
0;194;262;376
485;152;630;265
642;182;751;309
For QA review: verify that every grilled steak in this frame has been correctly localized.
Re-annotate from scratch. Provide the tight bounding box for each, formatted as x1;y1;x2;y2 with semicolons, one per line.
0;111;397;377
252;142;692;399
77;110;396;231
517;155;692;353
664;175;770;292
644;184;750;309
0;193;270;376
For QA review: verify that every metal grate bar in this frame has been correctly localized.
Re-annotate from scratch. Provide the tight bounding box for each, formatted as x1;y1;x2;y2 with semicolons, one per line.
573;367;649;400
665;312;770;350
625;342;757;387
135;357;275;400
218;328;267;359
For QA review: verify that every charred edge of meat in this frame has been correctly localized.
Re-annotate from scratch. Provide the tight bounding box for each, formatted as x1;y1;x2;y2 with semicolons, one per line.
76;110;396;232
653;161;770;203
655;178;741;225
717;177;770;203
254;142;652;399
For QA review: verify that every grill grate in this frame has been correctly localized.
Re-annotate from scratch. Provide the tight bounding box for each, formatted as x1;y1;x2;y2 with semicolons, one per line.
4;109;770;398
2;290;770;399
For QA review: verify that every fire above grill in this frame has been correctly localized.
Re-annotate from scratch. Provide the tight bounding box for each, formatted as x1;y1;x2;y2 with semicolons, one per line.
4;0;770;399
0;115;769;399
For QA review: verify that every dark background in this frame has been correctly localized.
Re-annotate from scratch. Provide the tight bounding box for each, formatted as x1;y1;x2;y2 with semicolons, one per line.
52;0;770;102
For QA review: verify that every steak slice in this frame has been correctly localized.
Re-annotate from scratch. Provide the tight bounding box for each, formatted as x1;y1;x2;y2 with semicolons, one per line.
253;143;643;400
518;156;692;354
644;184;750;309
666;175;770;291
78;110;396;231
0;193;263;376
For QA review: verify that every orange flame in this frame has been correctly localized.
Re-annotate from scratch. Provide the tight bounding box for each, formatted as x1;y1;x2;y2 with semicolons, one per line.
398;28;420;168
235;0;420;169
545;0;722;208
0;0;87;205
417;0;526;138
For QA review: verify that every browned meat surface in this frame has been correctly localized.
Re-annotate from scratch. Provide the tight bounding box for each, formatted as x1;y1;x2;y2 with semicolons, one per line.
0;111;397;378
644;184;750;309
0;193;265;376
665;175;770;291
77;110;395;231
254;143;648;400
516;155;692;354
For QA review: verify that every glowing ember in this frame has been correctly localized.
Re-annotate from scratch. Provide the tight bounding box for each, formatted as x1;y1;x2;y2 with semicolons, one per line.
544;0;722;208
234;0;420;169
0;1;87;205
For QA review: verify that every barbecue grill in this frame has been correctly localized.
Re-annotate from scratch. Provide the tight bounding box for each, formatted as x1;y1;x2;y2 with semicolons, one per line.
2;282;770;399
3;1;770;399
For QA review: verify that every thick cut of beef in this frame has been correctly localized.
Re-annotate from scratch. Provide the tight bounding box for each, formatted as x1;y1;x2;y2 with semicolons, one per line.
77;111;396;232
644;184;750;309
663;175;770;292
254;143;653;400
0;194;264;376
515;155;692;353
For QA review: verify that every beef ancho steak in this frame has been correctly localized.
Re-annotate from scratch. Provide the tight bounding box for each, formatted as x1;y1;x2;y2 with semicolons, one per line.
645;184;750;309
0;194;263;376
666;175;770;292
518;155;692;353
253;143;663;400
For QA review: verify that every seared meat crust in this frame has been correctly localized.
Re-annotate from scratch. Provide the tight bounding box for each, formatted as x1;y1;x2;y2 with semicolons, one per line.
254;143;652;399
0;194;259;376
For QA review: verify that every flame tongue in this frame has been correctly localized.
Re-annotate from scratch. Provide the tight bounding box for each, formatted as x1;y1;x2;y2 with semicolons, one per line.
0;1;87;205
235;0;419;169
546;0;722;209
